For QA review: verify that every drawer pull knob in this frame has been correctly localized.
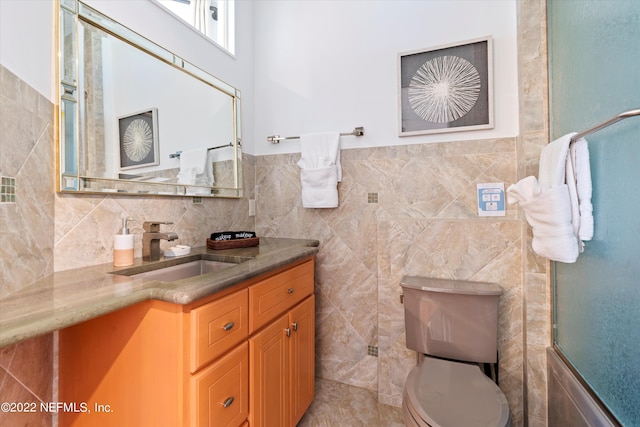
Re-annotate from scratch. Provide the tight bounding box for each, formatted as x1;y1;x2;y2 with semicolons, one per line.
288;288;295;294
222;397;234;408
285;328;291;337
292;322;298;331
222;322;235;331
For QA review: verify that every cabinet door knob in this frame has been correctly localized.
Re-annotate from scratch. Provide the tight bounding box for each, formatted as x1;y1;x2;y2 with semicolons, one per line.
288;288;295;294
285;328;291;337
292;322;298;331
221;397;234;408
222;321;235;331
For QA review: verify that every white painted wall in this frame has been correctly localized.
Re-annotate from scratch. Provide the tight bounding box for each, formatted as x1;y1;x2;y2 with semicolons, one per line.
253;0;518;156
0;0;56;101
1;0;517;158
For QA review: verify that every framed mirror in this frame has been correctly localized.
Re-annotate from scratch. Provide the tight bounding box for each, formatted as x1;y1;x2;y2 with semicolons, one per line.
57;0;243;198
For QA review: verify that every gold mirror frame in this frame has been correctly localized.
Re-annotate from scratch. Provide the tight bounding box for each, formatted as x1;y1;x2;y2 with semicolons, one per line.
57;0;243;198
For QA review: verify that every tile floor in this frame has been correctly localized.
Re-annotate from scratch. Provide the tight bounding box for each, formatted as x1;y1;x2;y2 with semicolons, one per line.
298;378;405;427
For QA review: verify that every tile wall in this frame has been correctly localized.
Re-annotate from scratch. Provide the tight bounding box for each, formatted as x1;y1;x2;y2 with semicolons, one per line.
254;138;525;424
0;64;55;426
517;1;552;426
253;5;551;426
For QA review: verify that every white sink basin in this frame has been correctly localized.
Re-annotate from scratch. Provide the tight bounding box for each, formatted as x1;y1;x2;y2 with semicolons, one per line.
114;259;239;282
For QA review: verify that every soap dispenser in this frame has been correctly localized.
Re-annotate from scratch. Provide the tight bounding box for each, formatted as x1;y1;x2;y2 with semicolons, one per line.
113;218;134;267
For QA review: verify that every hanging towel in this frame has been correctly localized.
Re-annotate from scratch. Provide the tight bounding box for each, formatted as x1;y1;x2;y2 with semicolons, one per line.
507;132;593;262
538;133;573;189
543;133;593;248
297;132;341;208
177;148;206;185
177;148;214;195
507;176;579;263
570;137;594;241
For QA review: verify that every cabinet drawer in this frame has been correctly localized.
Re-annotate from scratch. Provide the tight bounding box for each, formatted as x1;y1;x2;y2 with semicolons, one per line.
192;342;249;427
191;288;249;372
249;260;314;333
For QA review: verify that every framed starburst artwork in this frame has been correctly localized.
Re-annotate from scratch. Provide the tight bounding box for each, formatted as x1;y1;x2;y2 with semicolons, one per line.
398;37;493;136
118;108;159;170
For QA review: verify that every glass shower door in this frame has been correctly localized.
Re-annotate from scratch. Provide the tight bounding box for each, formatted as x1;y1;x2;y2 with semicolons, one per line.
548;2;640;425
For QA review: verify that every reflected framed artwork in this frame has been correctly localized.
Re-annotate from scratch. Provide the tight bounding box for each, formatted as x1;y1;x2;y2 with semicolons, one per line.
398;36;493;136
118;108;159;170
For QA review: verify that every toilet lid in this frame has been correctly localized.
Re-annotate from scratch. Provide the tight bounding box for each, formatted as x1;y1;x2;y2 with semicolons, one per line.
404;357;510;427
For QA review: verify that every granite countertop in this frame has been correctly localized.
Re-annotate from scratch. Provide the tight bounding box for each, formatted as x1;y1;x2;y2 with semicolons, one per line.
0;237;319;348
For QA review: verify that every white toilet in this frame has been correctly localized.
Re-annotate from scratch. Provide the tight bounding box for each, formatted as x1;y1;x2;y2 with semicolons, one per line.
400;276;511;427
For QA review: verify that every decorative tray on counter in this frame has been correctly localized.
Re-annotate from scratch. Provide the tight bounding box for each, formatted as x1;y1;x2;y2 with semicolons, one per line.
207;231;259;250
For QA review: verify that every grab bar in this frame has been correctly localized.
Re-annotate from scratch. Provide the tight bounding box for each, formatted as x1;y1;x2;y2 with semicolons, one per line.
267;127;364;144
570;108;640;143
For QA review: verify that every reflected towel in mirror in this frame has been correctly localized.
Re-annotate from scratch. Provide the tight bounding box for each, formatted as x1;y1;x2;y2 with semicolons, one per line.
177;148;214;187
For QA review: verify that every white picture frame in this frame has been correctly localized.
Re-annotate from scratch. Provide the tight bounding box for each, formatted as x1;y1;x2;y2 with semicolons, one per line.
118;108;160;170
398;36;494;137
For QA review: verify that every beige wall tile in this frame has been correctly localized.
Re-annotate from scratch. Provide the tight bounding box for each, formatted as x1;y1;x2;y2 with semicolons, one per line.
0;65;55;427
255;138;525;421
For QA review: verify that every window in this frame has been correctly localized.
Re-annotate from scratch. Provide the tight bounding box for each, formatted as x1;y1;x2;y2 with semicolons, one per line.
157;0;235;54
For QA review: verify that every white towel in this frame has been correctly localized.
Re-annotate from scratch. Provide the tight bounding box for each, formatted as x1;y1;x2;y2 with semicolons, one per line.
300;166;339;208
507;132;593;262
507;176;579;263
570;138;594;241
297;132;341;208
177;148;213;187
538;133;573;189
541;133;593;248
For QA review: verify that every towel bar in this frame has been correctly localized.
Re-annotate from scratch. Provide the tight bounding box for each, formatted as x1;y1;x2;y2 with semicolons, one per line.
267;127;364;144
571;108;640;142
169;142;234;159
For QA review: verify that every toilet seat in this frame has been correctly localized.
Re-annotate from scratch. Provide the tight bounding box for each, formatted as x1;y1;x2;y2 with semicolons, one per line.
403;357;511;427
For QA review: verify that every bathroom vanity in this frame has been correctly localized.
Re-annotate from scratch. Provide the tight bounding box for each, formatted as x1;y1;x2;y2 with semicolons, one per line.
0;238;318;427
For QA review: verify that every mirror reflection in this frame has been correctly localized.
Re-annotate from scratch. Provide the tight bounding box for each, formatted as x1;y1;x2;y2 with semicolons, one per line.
58;0;243;197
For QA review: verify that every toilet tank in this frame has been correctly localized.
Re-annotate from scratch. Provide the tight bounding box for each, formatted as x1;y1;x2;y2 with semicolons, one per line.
401;276;503;363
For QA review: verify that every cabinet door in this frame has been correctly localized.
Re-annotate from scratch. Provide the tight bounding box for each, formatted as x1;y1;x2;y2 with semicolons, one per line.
289;295;315;426
249;314;290;427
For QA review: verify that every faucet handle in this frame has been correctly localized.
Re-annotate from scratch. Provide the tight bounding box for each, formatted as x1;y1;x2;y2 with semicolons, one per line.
143;221;174;232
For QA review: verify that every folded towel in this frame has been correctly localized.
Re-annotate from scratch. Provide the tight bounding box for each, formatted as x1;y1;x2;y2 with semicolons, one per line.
539;133;593;249
507;176;579;263
538;134;571;189
507;132;594;262
297;132;341;208
300;166;339;208
177;148;213;186
570;137;594;241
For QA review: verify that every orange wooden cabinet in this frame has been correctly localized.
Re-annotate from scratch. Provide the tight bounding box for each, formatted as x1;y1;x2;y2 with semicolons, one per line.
288;295;315;425
58;257;315;427
248;259;315;427
59;289;250;427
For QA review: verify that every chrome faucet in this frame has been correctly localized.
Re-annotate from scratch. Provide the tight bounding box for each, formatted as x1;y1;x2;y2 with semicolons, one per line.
142;221;179;261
